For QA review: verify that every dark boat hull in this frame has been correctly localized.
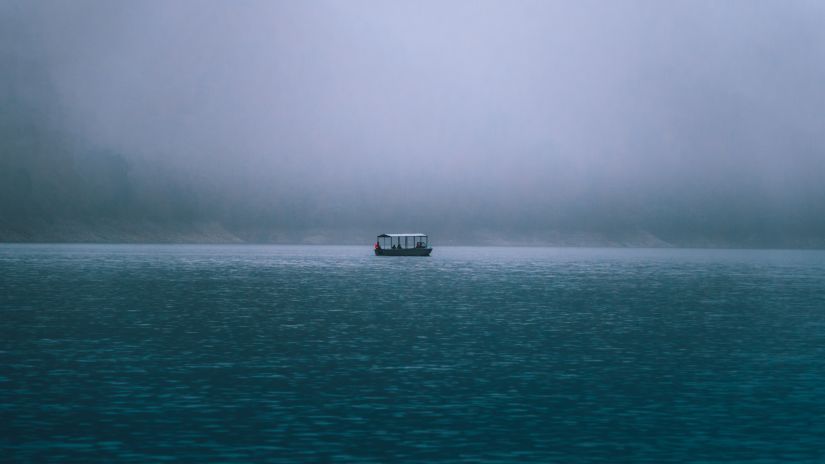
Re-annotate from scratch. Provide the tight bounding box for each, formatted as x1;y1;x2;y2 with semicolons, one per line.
374;248;432;256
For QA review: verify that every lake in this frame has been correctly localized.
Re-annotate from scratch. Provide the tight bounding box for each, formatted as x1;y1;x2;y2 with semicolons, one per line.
2;244;825;462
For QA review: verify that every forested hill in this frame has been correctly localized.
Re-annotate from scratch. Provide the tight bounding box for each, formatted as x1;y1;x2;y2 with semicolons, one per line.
0;48;223;242
2;78;824;247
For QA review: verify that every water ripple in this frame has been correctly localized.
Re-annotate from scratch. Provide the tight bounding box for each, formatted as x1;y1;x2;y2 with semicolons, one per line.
2;245;825;462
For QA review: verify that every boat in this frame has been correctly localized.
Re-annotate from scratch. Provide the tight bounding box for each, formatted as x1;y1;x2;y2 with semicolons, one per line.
374;233;432;256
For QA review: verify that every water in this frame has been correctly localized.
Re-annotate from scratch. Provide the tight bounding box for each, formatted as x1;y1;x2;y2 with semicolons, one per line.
2;244;825;462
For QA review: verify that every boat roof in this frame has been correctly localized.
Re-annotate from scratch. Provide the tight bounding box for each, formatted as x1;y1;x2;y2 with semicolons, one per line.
378;233;427;237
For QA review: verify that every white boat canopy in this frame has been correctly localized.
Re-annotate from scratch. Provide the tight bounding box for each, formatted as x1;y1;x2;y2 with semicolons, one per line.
376;233;430;251
375;232;431;254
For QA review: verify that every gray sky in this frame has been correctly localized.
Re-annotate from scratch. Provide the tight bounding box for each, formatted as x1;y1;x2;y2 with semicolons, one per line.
3;0;825;245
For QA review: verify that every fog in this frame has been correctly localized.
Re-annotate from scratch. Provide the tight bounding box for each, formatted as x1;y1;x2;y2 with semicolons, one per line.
2;0;825;246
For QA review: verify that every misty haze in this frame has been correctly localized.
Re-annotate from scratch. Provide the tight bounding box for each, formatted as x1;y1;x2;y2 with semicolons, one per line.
2;1;824;246
5;3;825;462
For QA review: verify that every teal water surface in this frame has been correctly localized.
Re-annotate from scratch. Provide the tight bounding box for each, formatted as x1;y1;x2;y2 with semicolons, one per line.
2;244;825;462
